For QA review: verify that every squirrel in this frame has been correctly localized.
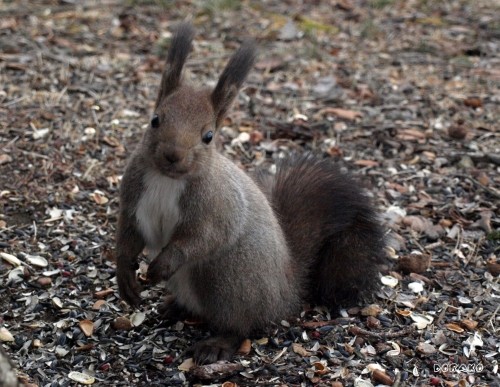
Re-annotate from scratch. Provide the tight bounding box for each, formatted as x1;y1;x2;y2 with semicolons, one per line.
115;23;386;365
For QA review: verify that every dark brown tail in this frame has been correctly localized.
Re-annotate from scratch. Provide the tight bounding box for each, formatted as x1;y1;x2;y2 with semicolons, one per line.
255;153;386;308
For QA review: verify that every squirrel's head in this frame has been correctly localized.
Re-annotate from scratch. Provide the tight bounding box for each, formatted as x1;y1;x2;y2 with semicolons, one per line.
144;23;256;179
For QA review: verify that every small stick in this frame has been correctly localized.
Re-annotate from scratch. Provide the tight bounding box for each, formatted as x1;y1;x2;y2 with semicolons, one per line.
349;325;415;339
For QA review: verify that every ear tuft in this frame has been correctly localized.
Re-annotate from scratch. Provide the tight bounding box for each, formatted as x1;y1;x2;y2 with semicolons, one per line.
155;22;195;108
211;40;257;127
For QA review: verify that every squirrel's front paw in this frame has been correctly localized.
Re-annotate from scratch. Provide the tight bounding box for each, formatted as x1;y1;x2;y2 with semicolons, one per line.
116;263;142;307
146;256;172;285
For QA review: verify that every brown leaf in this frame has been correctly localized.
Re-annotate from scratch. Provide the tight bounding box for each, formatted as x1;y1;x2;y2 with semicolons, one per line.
0;17;18;29
416;342;436;355
316;107;362;121
460;319;478;331
255;57;286;72
353;159;379;167
396;128;426;141
445;323;465;333
397;253;431;274
360;304;382;317
75;343;95;351
486;260;500;276
336;0;354;11
366;316;381;329
409;272;432;284
95;288;114;299
313;361;329;375
249;130;264;145
102;136;121;148
79;319;94;337
372;369;394;385
90;191;109;205
476;172;490;186
37;277;52;287
0;154;13;165
448;124;467;139
292;343;311;357
402;215;438;237
463;97;482;108
92;300;107;310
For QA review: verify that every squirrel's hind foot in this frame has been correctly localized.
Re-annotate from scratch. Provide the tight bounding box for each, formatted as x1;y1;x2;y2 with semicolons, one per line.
191;335;243;365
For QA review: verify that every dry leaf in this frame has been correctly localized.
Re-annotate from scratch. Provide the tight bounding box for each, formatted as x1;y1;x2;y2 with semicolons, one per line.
92;300;107;310
460;319;478;330
354;159;379;167
0;154;13;165
79;319;94;337
292;342;311;357
372;369;394;385
486;260;500;276
397;253;431;274
396;128;426;141
90;191;109;205
445;323;465;333
178;358;195;371
361;304;382;317
463;97;482;108
313;361;329;375
316;107;362;121
417;342;436;355
94;288;114;299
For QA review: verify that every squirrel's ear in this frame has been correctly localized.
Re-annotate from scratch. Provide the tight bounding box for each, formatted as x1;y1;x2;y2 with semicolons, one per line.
155;23;195;108
211;41;256;128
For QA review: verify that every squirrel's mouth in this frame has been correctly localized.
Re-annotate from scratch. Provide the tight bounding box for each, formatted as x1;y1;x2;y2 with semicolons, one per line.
155;163;188;179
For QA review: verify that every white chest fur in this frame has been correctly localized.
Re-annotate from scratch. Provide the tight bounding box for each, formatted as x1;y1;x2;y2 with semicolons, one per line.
135;171;186;259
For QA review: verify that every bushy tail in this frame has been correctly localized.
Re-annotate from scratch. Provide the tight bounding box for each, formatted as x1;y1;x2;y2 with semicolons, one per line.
255;153;386;308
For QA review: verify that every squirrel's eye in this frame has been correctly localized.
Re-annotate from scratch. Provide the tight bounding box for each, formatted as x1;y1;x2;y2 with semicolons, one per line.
151;114;160;128
202;131;213;144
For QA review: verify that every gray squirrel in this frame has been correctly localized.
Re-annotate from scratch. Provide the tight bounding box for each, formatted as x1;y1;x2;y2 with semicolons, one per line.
115;23;386;364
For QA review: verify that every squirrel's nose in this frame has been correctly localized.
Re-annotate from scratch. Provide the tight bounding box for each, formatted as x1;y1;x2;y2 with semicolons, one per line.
164;150;182;164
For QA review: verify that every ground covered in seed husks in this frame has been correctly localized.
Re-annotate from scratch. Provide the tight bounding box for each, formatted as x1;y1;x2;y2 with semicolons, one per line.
0;0;499;386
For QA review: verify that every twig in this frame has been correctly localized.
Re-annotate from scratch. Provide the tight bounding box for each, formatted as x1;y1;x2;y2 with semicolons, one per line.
349;325;415;339
302;318;354;328
392;370;402;387
487;305;499;333
455;173;500;199
2;96;28;107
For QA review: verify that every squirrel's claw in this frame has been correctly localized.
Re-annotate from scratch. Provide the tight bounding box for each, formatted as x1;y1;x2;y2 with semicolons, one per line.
116;264;142;307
